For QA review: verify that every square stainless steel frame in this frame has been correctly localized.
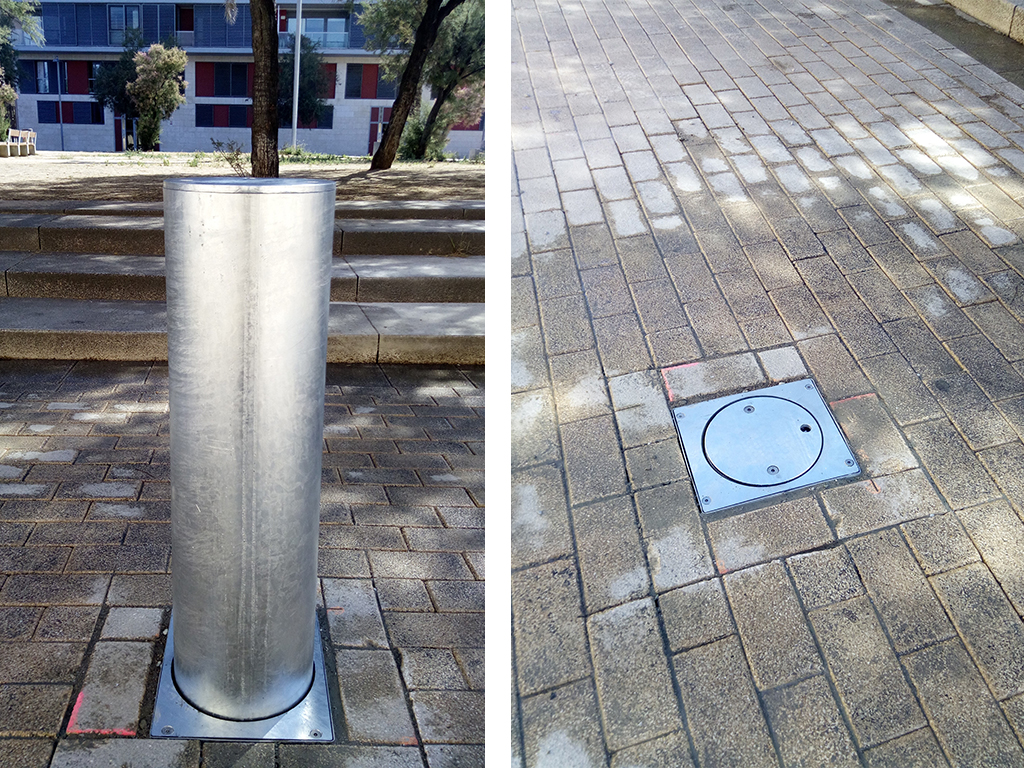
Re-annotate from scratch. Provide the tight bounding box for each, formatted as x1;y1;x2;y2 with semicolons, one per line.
673;379;860;514
151;614;335;741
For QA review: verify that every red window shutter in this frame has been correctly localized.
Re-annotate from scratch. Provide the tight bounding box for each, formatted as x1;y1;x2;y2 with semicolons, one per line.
195;63;215;97
320;63;336;99
179;7;194;31
246;106;252;128
361;64;377;99
383;107;392;122
213;105;229;127
279;9;287;32
61;102;74;123
67;61;89;95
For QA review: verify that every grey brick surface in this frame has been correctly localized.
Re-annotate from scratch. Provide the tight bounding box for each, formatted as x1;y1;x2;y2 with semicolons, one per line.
787;546;865;610
724;561;822;689
520;680;608;768
588;598;682;751
862;729;950;768
902;512;980;576
512;561;590;696
763;676;859;768
573;496;649;613
904;419;1001;510
846;529;953;654
707;497;834;573
810;596;926;748
634;483;713;592
673;637;778;768
904;640;1024;766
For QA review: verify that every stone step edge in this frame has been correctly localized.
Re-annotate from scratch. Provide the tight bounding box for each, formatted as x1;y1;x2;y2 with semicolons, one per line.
0;215;485;257
0;199;485;220
1;253;486;304
0;298;484;365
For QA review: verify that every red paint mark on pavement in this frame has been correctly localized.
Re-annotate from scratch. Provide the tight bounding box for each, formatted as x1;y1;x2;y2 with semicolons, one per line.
867;479;881;494
65;690;136;737
400;736;419;746
829;393;876;406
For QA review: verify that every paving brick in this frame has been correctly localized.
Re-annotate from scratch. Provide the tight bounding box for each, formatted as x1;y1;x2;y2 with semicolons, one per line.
335;649;417;744
846;529;953;654
866;241;932;290
862;728;951;768
201;742;275;768
573;496;648;613
609;731;694;768
67;641;151;735
0;575;109;606
978;441;1024;511
520;680;606;768
904;419;1000;510
399;648;464;691
926;372;1018;450
931;563;1024;700
946;334;1024;401
511;390;560;469
904;640;1024;765
787;546;865;609
958;501;1024;620
821;468;943;539
763;676;859;768
797;335;871;401
0;738;52;768
511;465;572;570
905;284;978;340
105;574;171;606
0;642;85;684
902;512;980;577
966;302;1024;362
0;684;72;737
281;744;422;768
707;496;835;573
50;740;200;768
724;561;822;689
924;256;994;306
673;636;777;768
588;598;681;750
409;690;483;744
634;483;713;591
560;415;628;504
830;393;917;477
512;561;589;696
321;579;388;649
100;606;162;640
661;353;764;402
658;577;732;653
809;596;926;748
593;313;654;377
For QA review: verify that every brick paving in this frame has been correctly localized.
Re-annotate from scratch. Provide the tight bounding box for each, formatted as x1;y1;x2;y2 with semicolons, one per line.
512;0;1024;765
0;360;483;767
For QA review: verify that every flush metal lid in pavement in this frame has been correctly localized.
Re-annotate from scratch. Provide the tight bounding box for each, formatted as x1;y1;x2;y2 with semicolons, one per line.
674;379;859;514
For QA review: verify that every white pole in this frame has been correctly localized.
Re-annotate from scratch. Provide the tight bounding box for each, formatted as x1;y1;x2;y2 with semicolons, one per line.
290;0;303;149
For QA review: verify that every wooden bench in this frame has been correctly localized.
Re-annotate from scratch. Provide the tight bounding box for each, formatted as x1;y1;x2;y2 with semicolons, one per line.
24;130;35;155
0;129;18;158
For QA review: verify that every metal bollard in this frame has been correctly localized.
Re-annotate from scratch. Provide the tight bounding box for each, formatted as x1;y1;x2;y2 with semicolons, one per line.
162;178;334;724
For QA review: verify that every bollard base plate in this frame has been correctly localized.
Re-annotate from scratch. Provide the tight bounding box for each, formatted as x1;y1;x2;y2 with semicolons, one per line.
151;614;334;741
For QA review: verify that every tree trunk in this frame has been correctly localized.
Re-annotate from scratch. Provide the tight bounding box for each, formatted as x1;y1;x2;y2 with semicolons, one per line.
369;0;465;171
414;83;453;159
249;0;279;177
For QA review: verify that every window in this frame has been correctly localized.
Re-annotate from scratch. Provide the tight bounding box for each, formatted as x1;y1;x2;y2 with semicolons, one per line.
286;13;348;48
195;103;251;128
35;61;58;95
109;5;141;46
344;63;394;100
195;62;251;98
89;62;102;93
37;100;104;124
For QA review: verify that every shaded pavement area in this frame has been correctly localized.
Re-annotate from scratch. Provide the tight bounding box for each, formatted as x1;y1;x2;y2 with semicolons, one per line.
512;0;1024;765
0;361;483;767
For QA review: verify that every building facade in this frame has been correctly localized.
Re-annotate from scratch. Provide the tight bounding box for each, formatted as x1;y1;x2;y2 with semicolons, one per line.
12;1;484;156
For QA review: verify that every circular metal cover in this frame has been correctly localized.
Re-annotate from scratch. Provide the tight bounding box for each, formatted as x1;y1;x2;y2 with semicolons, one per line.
703;396;823;487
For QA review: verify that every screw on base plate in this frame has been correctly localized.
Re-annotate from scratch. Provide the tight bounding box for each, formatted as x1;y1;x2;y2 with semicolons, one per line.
161;726;174;736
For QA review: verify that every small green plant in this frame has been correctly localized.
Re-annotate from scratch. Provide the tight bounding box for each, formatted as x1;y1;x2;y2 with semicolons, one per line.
211;139;250;177
162;156;170;166
187;150;203;167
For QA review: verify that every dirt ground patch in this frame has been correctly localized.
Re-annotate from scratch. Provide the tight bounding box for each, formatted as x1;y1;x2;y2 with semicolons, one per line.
0;151;486;202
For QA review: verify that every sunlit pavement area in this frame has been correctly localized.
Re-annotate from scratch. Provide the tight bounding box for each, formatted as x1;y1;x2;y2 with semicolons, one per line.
0;361;483;767
512;0;1024;765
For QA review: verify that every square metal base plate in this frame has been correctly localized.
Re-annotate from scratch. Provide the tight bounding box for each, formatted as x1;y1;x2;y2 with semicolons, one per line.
151;614;334;741
673;379;860;514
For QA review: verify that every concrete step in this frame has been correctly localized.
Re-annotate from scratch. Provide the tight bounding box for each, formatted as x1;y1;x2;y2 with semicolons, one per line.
1;253;485;303
0;199;485;220
0;213;485;257
0;297;484;365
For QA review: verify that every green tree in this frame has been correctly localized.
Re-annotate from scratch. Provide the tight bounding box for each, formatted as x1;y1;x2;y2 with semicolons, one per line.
126;43;187;150
278;34;331;129
92;29;144;123
407;0;482;160
0;71;16;138
359;0;470;170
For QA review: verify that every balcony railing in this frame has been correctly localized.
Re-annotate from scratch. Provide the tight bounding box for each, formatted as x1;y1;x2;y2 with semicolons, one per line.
279;31;349;50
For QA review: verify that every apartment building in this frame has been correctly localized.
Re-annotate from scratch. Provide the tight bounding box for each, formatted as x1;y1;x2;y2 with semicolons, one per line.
12;1;484;156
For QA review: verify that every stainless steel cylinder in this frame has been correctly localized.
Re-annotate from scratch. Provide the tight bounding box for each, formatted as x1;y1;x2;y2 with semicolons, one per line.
164;178;335;721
